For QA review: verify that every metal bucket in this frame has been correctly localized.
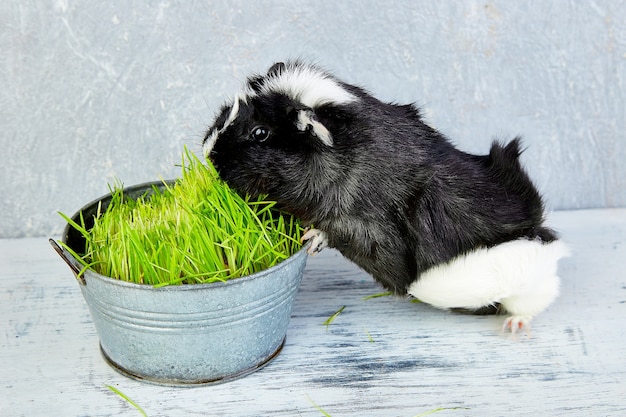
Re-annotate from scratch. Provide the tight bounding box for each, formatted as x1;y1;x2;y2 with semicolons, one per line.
50;181;307;386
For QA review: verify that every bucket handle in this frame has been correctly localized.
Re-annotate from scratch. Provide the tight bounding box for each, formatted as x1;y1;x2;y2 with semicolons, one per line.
49;239;87;286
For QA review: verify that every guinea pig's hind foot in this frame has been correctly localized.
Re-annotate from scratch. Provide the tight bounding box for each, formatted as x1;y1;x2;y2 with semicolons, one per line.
301;228;328;255
503;315;533;338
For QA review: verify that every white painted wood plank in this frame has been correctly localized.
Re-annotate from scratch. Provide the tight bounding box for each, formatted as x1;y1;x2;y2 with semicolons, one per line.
1;208;625;416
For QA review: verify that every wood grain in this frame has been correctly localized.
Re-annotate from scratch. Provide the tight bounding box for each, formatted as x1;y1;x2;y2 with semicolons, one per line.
1;208;625;416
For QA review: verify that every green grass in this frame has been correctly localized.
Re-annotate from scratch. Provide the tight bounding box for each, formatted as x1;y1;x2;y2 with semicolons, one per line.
59;148;303;286
361;291;393;300
323;305;346;330
105;385;147;417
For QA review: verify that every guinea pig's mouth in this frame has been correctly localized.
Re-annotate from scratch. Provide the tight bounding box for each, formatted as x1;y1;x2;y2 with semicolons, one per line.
203;147;220;168
208;156;224;175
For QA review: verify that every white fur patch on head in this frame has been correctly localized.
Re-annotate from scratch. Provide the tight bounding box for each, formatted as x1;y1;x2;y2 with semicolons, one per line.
248;62;358;108
204;62;356;156
224;95;241;130
408;239;570;322
296;109;333;146
203;95;242;158
202;130;218;159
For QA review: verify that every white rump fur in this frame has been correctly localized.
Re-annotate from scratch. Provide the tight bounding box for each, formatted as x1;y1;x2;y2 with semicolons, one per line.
408;239;570;328
256;63;358;108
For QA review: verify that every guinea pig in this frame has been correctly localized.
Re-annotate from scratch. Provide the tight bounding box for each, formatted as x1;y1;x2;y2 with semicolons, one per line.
202;60;570;334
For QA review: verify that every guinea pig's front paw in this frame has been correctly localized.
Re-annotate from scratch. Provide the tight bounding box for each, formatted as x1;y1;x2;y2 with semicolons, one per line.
503;315;533;337
301;228;328;255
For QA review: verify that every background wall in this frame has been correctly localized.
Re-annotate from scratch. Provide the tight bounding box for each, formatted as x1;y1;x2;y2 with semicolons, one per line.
1;0;624;238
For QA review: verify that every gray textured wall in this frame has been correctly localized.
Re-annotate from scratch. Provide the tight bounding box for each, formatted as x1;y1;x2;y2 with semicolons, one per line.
1;1;624;238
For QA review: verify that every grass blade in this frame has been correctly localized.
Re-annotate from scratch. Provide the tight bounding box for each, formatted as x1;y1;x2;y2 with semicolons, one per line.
323;306;346;330
362;291;393;300
105;385;147;417
412;407;470;417
306;396;333;417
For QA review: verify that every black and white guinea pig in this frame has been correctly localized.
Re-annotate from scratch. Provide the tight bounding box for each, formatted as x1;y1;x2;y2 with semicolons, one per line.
202;61;570;334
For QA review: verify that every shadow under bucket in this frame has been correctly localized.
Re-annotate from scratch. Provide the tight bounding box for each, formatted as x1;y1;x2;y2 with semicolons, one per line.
51;181;308;386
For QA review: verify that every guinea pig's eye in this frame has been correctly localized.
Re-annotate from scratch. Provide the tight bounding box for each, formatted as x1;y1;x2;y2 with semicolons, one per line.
250;126;271;142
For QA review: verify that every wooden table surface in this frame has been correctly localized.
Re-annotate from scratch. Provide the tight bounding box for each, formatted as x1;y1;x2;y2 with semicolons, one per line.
1;208;625;417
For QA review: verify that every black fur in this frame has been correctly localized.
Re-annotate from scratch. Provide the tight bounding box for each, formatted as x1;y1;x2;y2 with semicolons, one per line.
204;61;556;296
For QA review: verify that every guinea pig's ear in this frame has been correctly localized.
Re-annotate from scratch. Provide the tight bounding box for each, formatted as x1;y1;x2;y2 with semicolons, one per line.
248;62;285;93
248;75;264;93
294;108;333;147
267;62;285;77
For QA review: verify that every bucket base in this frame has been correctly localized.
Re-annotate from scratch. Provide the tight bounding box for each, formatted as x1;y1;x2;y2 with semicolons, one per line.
100;338;286;387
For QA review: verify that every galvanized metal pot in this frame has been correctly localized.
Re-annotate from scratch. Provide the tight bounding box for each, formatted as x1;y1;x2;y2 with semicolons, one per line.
50;181;308;385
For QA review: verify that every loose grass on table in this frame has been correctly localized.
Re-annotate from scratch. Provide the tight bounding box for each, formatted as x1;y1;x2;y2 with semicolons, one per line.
59;148;303;287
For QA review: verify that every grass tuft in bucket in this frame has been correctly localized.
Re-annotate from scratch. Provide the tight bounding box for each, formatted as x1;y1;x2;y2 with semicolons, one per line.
57;147;303;287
